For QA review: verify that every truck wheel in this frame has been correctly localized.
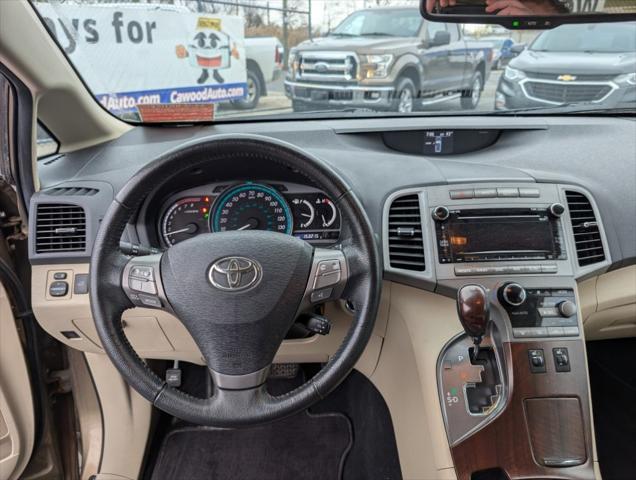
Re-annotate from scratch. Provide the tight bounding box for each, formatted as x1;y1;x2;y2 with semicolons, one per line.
233;68;262;110
393;77;416;113
460;71;483;110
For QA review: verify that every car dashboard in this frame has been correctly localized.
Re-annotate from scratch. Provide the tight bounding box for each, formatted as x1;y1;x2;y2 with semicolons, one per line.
25;114;636;480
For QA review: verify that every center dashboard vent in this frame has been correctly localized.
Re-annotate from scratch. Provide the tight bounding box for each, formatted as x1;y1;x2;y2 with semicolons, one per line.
565;190;606;267
388;194;425;271
35;204;87;253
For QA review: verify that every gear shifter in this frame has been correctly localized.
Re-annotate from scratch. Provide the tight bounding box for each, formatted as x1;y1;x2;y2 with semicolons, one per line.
457;284;490;356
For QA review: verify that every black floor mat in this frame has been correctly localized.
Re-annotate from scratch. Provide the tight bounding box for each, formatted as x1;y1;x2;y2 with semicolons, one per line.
150;411;352;480
144;368;402;480
587;338;636;480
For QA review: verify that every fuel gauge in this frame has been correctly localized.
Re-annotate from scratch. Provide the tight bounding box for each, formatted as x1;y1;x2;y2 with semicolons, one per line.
316;197;338;228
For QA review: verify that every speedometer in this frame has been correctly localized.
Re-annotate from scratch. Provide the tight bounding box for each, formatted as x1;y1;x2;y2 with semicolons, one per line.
212;184;292;234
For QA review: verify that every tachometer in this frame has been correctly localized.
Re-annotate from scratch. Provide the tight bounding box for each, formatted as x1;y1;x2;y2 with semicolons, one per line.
212;184;292;234
161;197;212;246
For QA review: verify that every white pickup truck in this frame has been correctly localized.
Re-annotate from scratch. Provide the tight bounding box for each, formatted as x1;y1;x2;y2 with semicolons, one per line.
234;37;284;110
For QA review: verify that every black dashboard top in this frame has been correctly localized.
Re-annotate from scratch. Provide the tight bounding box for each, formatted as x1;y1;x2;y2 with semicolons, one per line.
32;115;636;271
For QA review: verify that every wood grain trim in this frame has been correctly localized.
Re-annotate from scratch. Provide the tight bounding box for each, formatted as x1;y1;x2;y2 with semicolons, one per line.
525;398;586;468
451;340;595;480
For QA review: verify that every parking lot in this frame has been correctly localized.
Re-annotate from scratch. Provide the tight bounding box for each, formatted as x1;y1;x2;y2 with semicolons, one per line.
219;70;503;119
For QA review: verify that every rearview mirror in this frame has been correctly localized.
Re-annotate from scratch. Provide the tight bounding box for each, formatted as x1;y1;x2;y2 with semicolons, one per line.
430;30;452;47
420;0;636;29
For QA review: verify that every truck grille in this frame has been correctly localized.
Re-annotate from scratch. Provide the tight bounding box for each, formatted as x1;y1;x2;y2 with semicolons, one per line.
298;52;358;82
524;81;613;104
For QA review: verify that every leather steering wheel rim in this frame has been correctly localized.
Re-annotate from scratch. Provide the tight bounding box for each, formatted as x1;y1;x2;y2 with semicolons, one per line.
89;137;381;427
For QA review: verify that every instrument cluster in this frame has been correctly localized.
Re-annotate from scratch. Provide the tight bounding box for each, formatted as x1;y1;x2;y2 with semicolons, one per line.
158;181;341;247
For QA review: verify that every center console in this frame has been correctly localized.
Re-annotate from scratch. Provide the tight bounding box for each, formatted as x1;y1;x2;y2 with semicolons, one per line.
384;182;608;480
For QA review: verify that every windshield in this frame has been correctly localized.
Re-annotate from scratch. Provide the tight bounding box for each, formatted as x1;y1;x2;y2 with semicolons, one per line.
330;8;422;37
531;23;636;53
32;0;636;124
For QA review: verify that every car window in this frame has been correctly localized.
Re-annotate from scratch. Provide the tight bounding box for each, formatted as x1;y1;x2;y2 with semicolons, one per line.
36;123;58;158
331;8;422;37
449;24;460;42
531;22;636;53
426;21;447;40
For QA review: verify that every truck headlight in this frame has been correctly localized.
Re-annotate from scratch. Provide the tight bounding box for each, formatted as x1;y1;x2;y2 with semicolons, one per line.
287;50;298;79
360;54;394;79
615;72;636;86
504;66;526;81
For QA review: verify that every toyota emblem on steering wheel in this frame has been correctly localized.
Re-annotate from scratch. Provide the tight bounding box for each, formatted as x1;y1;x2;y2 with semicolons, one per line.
208;256;262;292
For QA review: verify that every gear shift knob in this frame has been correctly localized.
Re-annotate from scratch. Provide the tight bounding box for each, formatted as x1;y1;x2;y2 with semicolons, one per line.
457;284;490;345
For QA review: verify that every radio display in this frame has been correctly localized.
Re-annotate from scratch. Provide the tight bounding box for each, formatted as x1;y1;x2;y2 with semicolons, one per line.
437;208;565;263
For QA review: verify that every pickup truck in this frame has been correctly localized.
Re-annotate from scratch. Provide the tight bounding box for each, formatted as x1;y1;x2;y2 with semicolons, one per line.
232;37;284;110
285;7;492;112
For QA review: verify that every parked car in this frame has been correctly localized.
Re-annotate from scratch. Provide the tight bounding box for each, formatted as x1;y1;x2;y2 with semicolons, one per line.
495;22;636;110
285;7;492;112
232;37;284;110
480;36;516;69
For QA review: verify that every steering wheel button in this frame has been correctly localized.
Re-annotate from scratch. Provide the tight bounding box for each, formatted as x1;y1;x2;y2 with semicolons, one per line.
129;278;145;292
131;266;154;280
140;281;157;295
318;259;340;273
138;294;162;308
311;288;333;303
314;271;341;290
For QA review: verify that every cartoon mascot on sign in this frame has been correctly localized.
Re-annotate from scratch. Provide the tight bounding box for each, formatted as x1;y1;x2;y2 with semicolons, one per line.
176;17;240;85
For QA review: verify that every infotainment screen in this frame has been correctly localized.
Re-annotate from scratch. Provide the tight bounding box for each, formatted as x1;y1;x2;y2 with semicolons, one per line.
436;208;566;263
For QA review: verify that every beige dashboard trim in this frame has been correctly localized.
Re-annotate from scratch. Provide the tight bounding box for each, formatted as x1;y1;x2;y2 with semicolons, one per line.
30;264;388;376
579;265;636;340
83;353;151;480
370;283;459;478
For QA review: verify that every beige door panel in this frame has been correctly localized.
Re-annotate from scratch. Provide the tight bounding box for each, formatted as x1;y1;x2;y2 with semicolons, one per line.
0;283;35;480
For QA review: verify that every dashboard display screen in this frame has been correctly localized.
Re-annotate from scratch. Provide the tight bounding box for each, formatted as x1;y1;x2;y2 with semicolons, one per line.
423;130;454;154
437;208;565;263
383;129;500;155
158;182;340;247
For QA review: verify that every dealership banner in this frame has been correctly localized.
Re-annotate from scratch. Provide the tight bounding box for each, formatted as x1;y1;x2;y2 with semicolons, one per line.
37;4;247;116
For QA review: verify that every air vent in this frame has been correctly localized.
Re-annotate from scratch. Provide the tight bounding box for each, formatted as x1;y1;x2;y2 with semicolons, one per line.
565;191;605;267
388;194;425;271
43;186;99;196
35;204;87;253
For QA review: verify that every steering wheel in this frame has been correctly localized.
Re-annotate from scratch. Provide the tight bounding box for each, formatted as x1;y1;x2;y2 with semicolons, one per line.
89;137;381;427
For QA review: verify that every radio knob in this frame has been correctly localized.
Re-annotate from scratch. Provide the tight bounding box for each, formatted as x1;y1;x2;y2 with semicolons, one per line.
500;283;527;307
432;206;450;221
549;203;566;217
558;300;577;318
